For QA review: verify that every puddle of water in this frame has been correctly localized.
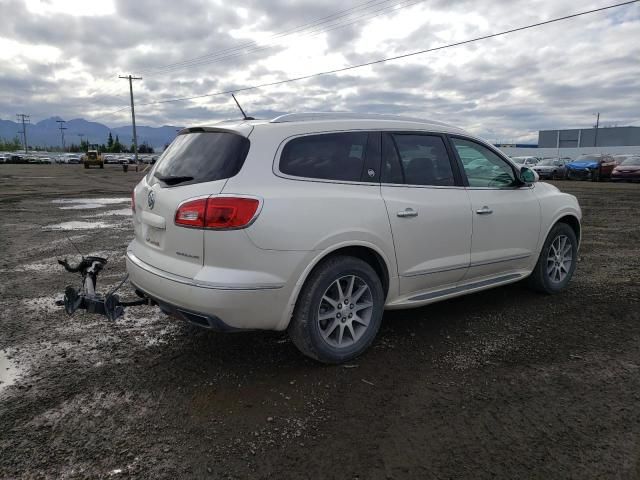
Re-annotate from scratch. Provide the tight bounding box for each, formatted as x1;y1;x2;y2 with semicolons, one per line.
59;203;106;210
52;198;130;210
43;221;116;231
0;350;18;389
93;208;132;217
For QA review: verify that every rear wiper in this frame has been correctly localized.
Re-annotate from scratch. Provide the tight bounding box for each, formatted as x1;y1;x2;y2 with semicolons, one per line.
155;174;194;185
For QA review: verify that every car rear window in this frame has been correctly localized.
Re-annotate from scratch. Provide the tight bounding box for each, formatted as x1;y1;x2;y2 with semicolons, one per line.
279;132;369;182
152;131;249;186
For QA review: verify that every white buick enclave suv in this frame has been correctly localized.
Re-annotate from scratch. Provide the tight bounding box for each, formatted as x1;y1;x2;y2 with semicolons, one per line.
127;113;581;363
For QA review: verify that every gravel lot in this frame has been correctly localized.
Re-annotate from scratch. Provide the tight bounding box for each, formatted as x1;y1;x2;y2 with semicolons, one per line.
1;164;639;479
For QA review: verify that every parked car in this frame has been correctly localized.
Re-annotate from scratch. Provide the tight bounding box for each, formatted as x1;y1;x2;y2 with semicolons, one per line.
60;154;82;164
511;156;540;167
566;154;616;181
127;113;582;363
103;155;120;164
611;156;640;182
532;158;568;180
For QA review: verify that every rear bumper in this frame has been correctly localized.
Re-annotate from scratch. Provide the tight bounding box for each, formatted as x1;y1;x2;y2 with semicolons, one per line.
126;250;292;331
611;173;640;181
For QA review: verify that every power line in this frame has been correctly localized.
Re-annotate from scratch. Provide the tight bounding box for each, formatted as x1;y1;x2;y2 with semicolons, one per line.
133;0;639;108
143;0;425;77
136;0;407;76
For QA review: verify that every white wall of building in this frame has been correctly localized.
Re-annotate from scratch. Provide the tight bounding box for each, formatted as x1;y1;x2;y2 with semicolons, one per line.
499;146;640;160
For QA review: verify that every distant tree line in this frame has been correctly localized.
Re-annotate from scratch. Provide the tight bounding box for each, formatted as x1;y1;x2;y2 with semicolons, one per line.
0;136;23;151
1;132;155;154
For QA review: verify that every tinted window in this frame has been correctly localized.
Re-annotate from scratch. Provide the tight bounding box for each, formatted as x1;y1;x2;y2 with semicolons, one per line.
452;138;517;188
382;134;455;186
152;131;249;186
280;132;369;181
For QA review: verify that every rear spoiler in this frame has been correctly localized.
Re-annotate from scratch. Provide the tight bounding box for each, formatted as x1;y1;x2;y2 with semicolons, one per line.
177;124;254;138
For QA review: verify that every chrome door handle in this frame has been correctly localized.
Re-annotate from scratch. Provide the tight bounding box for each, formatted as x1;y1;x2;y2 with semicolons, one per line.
397;208;418;218
476;206;493;215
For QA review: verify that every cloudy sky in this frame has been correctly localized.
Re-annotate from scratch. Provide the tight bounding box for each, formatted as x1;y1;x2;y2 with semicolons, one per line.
1;0;639;142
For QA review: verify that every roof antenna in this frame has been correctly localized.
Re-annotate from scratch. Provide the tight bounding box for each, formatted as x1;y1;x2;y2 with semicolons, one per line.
231;93;254;120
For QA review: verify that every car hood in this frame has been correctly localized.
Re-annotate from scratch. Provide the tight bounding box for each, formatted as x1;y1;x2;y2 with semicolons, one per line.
567;161;598;169
614;165;640;172
533;165;555;171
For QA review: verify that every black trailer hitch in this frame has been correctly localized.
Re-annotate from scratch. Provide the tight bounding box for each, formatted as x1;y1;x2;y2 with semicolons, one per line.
56;256;150;320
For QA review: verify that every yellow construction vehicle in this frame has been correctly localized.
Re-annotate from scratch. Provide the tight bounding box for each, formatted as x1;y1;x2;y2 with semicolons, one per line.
82;149;104;169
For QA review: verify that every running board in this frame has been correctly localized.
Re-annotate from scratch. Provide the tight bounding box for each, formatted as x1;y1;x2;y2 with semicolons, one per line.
405;273;523;303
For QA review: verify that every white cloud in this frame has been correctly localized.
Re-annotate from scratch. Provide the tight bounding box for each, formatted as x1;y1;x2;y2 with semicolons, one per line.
0;0;639;143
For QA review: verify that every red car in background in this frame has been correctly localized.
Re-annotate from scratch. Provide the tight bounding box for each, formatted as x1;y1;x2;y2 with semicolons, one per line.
611;156;640;182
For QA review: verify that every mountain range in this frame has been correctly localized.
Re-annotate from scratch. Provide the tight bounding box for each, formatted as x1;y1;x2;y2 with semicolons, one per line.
0;117;183;150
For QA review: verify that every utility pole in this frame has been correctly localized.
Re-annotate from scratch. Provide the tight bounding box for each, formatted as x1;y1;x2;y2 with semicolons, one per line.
119;75;142;166
16;114;30;153
56;119;67;152
594;112;600;147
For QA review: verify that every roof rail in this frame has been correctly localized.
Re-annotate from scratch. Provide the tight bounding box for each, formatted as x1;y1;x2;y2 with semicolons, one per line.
270;112;452;127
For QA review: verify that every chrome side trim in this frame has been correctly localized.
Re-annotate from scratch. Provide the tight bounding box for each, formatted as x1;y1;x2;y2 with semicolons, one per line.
469;254;531;268
126;251;284;291
401;254;530;278
406;273;522;302
403;263;469;277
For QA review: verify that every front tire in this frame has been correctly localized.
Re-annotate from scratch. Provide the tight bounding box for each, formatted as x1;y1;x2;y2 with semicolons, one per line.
528;222;577;294
288;255;384;364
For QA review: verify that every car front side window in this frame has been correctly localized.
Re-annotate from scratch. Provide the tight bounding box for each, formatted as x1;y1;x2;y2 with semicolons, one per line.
452;137;518;188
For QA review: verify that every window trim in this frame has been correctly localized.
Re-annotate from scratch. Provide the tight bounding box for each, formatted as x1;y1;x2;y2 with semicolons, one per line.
446;134;528;190
273;129;382;186
381;131;465;188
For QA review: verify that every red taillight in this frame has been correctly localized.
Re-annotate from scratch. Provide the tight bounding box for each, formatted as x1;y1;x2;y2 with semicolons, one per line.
175;197;259;230
175;198;207;227
131;190;136;213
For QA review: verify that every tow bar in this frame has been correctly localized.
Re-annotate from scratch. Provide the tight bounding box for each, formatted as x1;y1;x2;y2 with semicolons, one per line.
55;256;150;320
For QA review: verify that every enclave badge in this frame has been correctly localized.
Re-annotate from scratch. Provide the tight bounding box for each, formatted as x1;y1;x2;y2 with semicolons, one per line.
147;190;155;209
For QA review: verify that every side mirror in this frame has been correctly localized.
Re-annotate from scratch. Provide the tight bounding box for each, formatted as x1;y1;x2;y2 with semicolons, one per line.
520;166;538;184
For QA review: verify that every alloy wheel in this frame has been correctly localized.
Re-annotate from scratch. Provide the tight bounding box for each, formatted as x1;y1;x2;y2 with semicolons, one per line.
317;275;373;348
546;234;573;283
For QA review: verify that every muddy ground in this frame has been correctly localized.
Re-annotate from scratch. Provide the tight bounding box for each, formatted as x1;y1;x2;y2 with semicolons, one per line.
1;164;639;479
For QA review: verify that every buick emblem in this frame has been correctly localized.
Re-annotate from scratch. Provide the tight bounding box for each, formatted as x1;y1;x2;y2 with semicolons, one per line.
147;190;155;210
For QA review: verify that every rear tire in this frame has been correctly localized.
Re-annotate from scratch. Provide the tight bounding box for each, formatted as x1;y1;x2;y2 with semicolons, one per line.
288;255;384;364
528;222;577;294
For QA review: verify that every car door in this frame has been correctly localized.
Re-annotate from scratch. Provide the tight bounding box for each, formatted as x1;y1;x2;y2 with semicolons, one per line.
380;132;472;296
449;136;541;282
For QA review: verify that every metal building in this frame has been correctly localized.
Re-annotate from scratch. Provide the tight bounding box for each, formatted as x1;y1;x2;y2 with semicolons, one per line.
538;126;640;148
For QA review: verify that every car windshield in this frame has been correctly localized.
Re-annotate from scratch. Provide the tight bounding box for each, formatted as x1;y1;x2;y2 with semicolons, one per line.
537;159;558;166
574;156;599;163
621;157;640;166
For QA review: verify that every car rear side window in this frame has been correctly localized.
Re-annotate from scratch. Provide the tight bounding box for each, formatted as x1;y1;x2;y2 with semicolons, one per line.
382;133;455;186
152;131;249;186
280;132;369;182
